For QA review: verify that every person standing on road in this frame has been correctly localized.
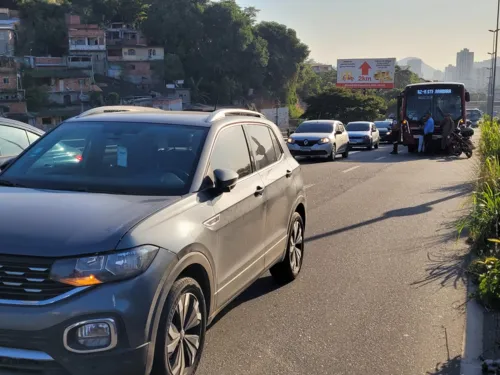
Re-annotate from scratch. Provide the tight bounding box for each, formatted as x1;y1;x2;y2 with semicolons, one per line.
390;119;401;155
441;113;455;152
423;112;435;154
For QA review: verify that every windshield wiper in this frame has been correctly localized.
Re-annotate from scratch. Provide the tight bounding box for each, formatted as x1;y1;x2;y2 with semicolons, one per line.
0;179;27;188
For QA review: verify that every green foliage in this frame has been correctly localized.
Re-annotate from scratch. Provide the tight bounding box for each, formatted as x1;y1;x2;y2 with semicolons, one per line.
16;0;70;56
394;65;421;89
164;54;185;83
478;257;500;309
25;86;49;111
459;119;500;256
302;86;387;123
105;92;120;105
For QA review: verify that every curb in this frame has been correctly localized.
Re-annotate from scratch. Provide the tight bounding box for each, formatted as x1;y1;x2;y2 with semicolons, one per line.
461;281;484;375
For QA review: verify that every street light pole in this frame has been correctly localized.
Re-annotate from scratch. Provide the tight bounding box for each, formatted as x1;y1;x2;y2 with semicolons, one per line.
492;0;500;119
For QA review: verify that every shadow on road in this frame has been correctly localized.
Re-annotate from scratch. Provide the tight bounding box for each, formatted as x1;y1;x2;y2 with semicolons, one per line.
208;275;282;329
426;355;461;375
411;251;469;289
306;190;468;244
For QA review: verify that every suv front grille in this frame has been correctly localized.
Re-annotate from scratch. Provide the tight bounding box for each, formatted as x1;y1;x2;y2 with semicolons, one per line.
0;255;74;302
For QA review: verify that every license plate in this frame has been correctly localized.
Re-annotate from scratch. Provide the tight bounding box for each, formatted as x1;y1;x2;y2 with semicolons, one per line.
300;147;311;151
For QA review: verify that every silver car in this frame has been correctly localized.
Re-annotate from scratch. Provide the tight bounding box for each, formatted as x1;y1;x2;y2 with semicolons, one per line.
0;107;307;375
346;121;380;150
286;120;350;161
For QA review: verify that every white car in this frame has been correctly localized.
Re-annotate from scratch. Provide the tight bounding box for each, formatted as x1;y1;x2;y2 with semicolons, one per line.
287;120;350;161
346;121;380;150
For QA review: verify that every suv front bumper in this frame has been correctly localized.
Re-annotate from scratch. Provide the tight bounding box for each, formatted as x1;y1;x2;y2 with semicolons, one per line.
0;249;177;375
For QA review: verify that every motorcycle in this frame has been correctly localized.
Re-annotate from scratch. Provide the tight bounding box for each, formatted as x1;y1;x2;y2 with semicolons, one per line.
448;127;474;158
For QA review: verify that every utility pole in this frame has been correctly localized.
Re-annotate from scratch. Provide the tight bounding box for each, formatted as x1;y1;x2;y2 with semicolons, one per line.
492;0;500;119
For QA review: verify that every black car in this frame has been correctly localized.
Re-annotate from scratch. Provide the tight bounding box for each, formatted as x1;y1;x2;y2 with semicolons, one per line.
374;121;393;142
0;118;44;166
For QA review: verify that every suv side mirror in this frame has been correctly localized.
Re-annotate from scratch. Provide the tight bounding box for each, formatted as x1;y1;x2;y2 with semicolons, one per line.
214;169;239;192
465;91;471;102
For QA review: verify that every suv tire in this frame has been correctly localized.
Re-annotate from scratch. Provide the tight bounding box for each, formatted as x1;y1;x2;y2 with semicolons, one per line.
270;212;305;284
154;277;207;375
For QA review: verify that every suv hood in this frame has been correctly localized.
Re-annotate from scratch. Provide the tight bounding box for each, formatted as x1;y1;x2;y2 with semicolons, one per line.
291;132;331;140
0;187;180;257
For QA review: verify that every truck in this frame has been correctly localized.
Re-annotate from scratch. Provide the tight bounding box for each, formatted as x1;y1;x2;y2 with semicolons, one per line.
397;82;471;152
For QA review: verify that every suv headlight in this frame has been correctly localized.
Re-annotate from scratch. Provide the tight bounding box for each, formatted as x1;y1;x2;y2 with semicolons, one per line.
287;138;295;144
50;245;159;286
318;137;331;144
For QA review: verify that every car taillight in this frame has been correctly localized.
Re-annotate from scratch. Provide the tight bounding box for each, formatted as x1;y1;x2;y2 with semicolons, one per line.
75;155;83;161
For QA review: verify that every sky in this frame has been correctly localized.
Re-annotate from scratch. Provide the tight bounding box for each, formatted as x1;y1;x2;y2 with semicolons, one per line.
235;0;494;71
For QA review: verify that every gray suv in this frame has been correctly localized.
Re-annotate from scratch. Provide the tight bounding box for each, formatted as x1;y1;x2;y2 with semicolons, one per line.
0;108;306;375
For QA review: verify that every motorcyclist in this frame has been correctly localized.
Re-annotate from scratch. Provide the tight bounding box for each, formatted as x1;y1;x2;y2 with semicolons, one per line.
441;113;455;152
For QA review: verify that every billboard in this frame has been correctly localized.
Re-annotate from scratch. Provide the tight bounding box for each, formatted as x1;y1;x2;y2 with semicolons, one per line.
336;58;396;89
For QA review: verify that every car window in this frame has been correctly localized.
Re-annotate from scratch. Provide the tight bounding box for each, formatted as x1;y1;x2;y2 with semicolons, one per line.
338;124;345;132
295;122;334;133
3;121;208;196
210;125;252;178
27;131;41;144
269;128;283;158
245;125;278;170
346;122;370;131
0;125;29;156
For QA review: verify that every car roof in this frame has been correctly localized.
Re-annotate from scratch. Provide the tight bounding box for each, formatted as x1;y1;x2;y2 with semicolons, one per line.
64;106;275;131
347;121;372;125
300;120;338;124
0;117;44;135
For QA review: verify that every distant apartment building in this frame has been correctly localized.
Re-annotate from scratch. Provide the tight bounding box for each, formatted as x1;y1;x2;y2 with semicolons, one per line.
407;58;422;77
0;8;19;57
66;15;106;74
475;67;489;92
107;45;164;89
456;48;474;82
0;57;26;113
444;64;457;81
310;64;333;74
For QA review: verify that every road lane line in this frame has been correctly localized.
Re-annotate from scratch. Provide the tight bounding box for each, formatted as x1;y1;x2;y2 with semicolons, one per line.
349;151;360;155
304;184;315;190
375;156;386;161
342;166;360;173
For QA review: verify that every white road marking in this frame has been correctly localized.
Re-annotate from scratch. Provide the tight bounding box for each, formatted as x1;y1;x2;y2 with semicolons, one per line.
375;156;386;161
304;184;315;190
349;151;360;155
342;166;360;173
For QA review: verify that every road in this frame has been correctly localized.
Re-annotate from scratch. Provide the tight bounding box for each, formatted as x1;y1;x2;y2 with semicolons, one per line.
197;144;473;375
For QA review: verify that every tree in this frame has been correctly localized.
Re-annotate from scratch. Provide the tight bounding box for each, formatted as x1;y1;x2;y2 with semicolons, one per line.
70;0;149;27
297;63;321;100
302;87;387;123
16;0;70;56
256;21;309;100
394;65;421;89
106;92;120;105
25;86;49;111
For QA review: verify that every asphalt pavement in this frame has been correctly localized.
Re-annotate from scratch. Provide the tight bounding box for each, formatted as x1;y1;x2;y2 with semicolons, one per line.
197;143;474;375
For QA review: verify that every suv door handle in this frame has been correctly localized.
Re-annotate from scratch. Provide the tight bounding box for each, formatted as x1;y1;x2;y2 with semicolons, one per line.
255;186;265;196
286;169;293;178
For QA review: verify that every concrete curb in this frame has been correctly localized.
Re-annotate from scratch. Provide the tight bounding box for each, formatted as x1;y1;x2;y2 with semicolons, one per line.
461;281;484;375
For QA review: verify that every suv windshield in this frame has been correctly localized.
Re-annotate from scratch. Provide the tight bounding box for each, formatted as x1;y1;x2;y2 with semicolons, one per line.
0;121;208;196
295;122;334;133
346;122;370;131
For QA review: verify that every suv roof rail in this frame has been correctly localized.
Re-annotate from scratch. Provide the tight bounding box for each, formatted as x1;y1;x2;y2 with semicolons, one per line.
75;106;165;118
205;109;266;123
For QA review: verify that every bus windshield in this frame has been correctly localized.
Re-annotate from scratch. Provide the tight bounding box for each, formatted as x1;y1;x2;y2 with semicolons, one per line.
405;86;463;123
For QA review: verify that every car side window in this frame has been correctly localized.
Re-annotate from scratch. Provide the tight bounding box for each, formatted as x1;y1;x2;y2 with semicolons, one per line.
269;128;283;159
0;125;30;156
338;124;345;132
210;125;252;178
245;124;278;170
27;131;40;144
